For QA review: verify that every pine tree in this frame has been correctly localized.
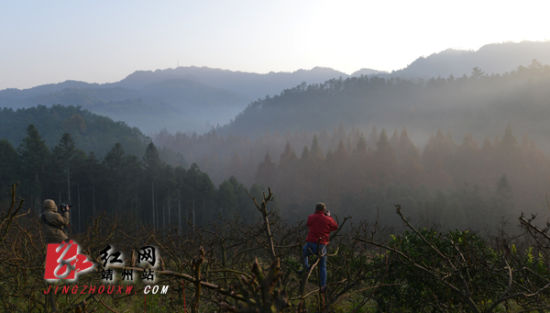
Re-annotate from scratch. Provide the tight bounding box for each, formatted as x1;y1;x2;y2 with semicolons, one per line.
0;140;19;190
52;133;81;203
103;143;125;171
143;142;162;173
255;153;276;185
279;142;297;165
18;124;50;210
310;135;324;161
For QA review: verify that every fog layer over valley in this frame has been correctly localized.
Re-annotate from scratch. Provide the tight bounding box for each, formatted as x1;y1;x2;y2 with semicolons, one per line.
0;67;346;134
2;41;550;135
2;41;550;232
153;42;550;232
5;2;550;310
222;62;550;149
156;124;550;232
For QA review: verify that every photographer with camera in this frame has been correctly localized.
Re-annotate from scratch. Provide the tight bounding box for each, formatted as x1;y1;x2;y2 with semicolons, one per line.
41;199;71;243
302;202;338;293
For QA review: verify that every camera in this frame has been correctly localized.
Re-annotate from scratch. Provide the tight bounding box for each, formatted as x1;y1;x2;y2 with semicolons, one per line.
59;203;72;213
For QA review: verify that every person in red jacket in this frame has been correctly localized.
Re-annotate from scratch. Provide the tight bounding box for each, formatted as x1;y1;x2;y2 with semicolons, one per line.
303;202;338;292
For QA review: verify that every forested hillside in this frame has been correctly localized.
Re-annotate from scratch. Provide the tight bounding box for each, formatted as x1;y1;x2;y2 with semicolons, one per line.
0;105;149;157
0;125;258;233
156;125;550;232
154;62;550;232
3;42;550;135
392;41;550;78
223;63;550;152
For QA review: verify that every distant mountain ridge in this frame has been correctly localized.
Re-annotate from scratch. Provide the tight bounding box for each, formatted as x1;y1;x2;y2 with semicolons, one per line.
221;62;550;152
351;68;388;77
0;67;347;134
392;41;550;79
351;41;550;80
117;66;347;100
1;40;550;135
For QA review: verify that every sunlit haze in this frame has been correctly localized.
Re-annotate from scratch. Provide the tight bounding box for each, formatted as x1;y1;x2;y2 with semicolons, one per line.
1;0;549;89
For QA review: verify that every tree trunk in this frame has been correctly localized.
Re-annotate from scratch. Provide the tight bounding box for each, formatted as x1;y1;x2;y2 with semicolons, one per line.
192;200;196;233
67;167;71;203
151;181;155;231
77;184;81;233
178;198;182;236
92;185;96;217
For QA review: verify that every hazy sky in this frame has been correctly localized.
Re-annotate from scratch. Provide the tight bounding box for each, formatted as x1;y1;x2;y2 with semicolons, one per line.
1;0;548;89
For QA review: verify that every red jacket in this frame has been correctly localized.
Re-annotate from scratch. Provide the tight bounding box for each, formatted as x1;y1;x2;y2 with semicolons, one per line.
306;211;338;245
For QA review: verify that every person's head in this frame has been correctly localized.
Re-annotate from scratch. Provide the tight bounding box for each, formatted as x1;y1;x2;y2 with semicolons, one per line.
43;199;57;212
315;202;327;213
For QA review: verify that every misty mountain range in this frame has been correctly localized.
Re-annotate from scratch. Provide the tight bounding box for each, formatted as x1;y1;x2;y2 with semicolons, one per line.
1;41;549;135
223;62;550;148
392;41;550;79
0;67;346;134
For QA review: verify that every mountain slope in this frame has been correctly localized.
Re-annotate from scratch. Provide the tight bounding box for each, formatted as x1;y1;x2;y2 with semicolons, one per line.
2;41;550;135
352;68;388;77
222;63;550;150
394;41;550;79
118;66;347;100
0;67;347;134
0;105;150;157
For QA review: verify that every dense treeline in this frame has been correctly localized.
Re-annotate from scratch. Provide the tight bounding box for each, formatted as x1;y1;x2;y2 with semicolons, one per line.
0;105;149;157
221;62;550;151
0;125;258;233
253;126;550;231
154;62;550;232
155;126;550;232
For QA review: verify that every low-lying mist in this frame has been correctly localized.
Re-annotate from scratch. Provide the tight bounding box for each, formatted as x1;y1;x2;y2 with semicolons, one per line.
155;124;550;233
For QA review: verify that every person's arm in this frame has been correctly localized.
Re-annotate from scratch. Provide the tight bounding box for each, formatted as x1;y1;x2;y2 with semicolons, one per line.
43;210;70;227
327;216;338;231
